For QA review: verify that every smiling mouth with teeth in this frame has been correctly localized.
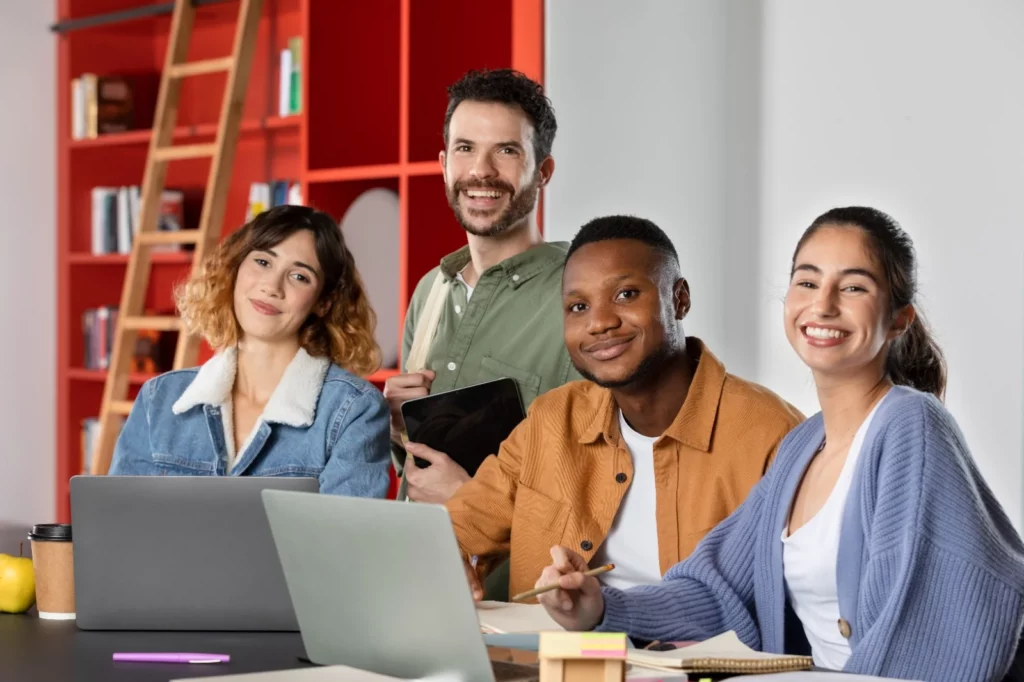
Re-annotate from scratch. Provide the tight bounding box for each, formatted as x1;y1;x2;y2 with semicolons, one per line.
803;326;850;340
464;189;504;199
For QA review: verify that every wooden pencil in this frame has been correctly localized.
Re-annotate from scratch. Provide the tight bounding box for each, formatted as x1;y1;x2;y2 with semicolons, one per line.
510;564;615;602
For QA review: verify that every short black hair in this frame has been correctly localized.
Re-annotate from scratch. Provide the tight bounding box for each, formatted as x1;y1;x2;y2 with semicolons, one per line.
443;69;557;162
566;215;679;266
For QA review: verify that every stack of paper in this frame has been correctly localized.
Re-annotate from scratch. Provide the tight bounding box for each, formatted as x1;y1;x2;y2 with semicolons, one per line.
626;631;812;675
475;600;565;634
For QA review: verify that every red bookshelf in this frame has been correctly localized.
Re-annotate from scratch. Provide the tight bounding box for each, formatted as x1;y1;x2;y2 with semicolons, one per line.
67;114;299;149
55;0;544;521
67;252;192;264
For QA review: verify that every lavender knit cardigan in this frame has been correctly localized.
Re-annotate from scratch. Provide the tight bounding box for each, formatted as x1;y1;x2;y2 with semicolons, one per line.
598;386;1024;682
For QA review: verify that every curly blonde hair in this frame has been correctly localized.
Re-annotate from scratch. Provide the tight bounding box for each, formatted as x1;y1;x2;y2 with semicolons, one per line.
174;205;381;376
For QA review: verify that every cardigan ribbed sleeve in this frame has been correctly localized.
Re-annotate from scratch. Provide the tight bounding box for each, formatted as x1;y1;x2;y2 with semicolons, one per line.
595;388;1024;682
841;394;1024;682
597;481;766;648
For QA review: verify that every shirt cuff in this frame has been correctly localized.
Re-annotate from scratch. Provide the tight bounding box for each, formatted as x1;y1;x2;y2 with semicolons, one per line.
595;586;631;633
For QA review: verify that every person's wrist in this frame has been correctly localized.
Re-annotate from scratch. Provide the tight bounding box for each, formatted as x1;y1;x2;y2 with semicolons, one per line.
389;423;404;444
589;598;606;631
588;586;618;631
444;478;467;502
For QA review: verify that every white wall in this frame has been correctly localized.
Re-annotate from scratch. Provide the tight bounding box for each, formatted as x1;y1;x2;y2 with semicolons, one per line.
543;0;739;370
0;4;56;525
546;0;1024;524
755;0;1024;522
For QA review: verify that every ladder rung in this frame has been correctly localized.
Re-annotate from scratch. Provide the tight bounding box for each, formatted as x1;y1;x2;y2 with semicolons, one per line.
122;316;182;332
152;143;217;162
136;230;202;246
109;401;134;416
167;57;234;78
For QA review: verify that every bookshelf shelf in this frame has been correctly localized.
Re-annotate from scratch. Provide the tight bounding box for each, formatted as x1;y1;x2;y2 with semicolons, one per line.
68;368;157;385
68;252;193;265
306;164;404;184
56;0;543;521
406;161;444;177
54;0;253;35
305;161;444;184
68;115;300;150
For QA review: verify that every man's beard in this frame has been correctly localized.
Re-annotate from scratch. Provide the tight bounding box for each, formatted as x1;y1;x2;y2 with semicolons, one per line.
446;175;540;237
573;341;674;390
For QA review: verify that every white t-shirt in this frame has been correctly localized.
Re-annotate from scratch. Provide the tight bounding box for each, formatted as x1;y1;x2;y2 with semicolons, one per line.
782;393;889;670
592;410;663;590
456;269;474;301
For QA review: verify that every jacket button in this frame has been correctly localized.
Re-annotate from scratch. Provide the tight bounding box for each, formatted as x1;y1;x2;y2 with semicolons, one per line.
615;472;627;484
580;540;592;552
838;618;852;639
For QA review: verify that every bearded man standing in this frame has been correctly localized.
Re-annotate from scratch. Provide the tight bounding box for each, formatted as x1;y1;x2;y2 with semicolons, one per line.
384;69;581;506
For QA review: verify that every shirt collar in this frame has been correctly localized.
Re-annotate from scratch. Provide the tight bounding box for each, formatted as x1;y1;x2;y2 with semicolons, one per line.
578;337;726;452
439;241;569;289
172;346;331;427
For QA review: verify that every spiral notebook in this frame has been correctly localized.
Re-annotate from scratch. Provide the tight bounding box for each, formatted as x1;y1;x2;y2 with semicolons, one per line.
626;631;812;674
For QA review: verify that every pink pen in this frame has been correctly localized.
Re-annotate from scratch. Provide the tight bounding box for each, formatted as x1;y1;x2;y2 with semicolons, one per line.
113;652;230;664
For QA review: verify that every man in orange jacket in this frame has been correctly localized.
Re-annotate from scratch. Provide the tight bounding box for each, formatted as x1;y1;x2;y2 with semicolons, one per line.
447;215;804;600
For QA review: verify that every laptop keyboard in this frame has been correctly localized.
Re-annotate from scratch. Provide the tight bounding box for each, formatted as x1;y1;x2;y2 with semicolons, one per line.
491;660;539;682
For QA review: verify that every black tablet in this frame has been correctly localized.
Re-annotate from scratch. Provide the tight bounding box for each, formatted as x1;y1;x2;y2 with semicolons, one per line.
400;377;526;476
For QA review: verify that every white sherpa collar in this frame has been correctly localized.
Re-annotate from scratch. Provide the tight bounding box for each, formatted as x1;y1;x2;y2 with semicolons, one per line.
171;346;331;428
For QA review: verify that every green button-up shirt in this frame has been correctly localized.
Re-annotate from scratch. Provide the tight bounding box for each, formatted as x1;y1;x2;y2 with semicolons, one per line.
402;241;580;600
402;241;582;409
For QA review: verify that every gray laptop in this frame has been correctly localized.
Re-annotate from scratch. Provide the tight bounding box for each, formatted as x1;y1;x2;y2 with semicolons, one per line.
261;490;538;682
70;475;318;631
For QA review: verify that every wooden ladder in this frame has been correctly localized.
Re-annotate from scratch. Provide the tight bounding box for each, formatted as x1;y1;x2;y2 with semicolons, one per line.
90;0;265;475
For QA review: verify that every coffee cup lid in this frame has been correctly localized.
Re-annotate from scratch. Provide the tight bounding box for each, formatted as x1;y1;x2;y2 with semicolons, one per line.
29;524;72;542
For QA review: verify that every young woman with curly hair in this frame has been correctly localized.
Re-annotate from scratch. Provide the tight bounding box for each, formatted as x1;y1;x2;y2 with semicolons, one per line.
109;205;392;497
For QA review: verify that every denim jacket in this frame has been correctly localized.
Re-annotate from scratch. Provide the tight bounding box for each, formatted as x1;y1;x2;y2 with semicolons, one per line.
109;347;391;498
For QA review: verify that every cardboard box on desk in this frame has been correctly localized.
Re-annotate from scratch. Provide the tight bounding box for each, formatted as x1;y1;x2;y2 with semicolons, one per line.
538;632;627;682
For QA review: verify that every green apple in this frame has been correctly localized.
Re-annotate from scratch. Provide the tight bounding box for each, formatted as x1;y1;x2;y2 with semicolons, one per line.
0;551;36;614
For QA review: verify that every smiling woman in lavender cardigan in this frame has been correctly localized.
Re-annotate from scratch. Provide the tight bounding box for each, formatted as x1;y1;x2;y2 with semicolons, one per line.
533;207;1024;682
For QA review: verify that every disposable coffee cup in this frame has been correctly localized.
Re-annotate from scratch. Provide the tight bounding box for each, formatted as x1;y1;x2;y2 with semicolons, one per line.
28;524;75;620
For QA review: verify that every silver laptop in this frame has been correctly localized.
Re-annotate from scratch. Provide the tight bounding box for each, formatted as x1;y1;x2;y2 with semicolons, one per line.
261;490;538;682
70;475;318;631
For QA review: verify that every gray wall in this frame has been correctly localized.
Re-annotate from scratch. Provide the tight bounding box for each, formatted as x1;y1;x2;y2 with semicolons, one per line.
545;0;1024;525
0;3;56;525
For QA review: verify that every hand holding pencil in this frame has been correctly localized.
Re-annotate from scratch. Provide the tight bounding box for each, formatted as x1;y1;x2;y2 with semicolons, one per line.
532;546;609;632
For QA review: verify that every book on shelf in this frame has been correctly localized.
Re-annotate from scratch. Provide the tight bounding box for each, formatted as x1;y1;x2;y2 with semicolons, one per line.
80;417;101;474
82;306;118;370
156;189;185;251
81;307;178;373
90;186;184;255
71;73;135;140
247;180;303;221
278;36;303;117
278;46;293;117
131;328;177;375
